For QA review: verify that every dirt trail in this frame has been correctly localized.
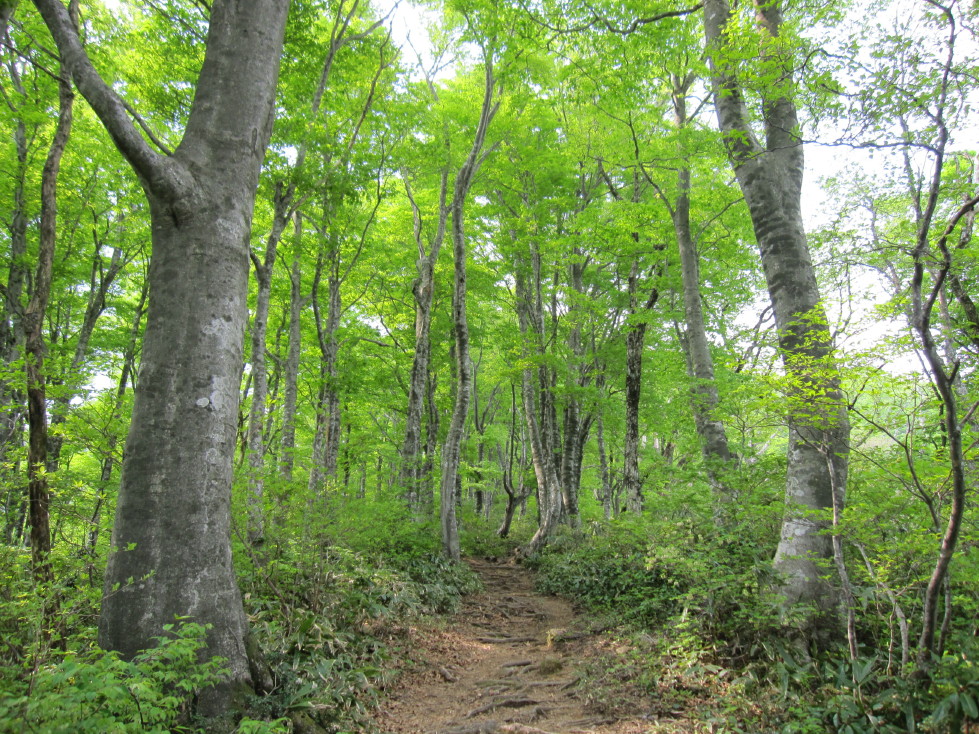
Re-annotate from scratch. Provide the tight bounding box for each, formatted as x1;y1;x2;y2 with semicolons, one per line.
372;559;657;734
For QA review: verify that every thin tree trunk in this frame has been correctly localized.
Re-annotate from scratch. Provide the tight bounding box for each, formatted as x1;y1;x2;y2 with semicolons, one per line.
26;2;75;585
515;260;563;553
400;172;449;512
910;168;975;668
246;184;291;545
420;371;439;516
279;214;304;481
88;280;148;553
671;76;734;512
440;55;498;561
595;399;613;520
308;234;343;494
0;9;30;538
622;259;659;514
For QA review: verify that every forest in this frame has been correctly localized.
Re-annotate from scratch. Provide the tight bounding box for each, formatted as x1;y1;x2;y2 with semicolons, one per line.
1;0;978;731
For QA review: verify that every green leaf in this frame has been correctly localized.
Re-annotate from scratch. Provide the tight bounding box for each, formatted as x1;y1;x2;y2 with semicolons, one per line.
960;692;978;719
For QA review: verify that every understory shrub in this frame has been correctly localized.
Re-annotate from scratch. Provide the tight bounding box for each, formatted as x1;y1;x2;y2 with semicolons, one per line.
236;502;481;732
0;621;227;734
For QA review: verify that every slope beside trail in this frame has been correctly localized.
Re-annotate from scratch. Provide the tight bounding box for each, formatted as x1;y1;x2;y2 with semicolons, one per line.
371;558;682;734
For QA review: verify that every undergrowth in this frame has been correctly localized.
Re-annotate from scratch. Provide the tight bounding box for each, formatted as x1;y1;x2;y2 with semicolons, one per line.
526;512;979;733
0;489;484;733
234;491;482;732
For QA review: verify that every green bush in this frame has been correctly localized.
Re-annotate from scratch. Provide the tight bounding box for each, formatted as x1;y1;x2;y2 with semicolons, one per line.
531;523;679;626
238;512;482;733
0;621;226;734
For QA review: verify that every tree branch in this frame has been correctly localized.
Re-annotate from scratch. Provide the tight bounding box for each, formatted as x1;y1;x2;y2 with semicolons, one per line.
31;0;180;198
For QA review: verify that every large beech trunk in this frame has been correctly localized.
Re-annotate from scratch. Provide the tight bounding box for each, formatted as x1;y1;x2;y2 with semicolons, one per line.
32;0;290;714
704;0;850;623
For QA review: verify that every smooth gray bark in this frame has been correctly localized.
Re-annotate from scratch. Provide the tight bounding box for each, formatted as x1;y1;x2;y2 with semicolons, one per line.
515;256;563;553
279;215;304;481
704;0;849;623
31;0;290;713
670;78;734;510
25;0;75;584
246;185;291;546
440;57;498;561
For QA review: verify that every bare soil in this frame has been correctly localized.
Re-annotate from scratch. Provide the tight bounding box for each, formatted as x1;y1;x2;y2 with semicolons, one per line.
371;558;689;734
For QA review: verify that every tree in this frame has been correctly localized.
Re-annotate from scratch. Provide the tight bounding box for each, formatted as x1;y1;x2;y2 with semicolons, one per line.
440;50;499;560
30;0;290;714
827;0;979;668
24;0;76;587
704;0;851;629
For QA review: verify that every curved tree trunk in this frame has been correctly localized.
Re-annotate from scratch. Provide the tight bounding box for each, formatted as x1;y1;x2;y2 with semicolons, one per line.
704;0;850;627
440;55;498;561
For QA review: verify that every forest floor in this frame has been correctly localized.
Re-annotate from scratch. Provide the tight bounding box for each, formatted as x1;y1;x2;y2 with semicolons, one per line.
370;558;700;734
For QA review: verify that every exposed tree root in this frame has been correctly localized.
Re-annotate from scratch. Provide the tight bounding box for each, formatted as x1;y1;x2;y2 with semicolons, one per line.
465;697;540;718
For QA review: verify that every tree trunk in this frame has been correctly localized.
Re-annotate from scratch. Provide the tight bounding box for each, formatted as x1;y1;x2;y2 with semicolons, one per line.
622;259;658;514
25;2;75;584
595;396;613;520
704;0;850;625
560;404;591;525
308;236;343;493
246;184;291;545
440;56;497;561
279;214;304;481
32;0;291;713
399;170;449;512
0;10;31;540
671;77;734;512
515;260;563;553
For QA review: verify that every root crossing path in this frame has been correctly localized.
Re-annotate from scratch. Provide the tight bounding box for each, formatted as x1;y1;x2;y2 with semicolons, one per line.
372;558;654;734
